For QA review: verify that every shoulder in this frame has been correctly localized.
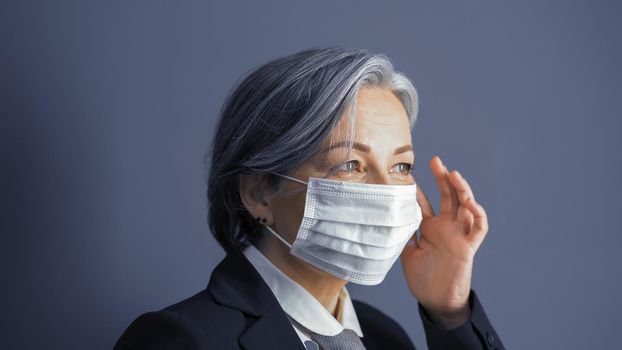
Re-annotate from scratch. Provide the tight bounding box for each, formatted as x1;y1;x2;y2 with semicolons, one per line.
114;289;246;350
352;299;416;350
113;309;208;350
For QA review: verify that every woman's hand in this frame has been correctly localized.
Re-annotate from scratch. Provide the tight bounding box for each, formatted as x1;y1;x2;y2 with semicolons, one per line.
400;155;489;329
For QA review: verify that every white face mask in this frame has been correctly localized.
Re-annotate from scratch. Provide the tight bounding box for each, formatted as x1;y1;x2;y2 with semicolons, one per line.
261;173;423;285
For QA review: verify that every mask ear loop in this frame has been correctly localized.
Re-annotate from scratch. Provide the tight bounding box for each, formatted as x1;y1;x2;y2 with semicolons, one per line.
262;224;293;249
272;173;309;186
262;172;307;249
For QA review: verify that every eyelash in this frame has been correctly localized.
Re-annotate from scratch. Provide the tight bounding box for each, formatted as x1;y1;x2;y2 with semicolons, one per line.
393;162;414;174
337;160;413;175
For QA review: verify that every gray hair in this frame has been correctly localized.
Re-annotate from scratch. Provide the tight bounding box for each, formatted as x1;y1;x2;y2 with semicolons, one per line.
206;46;419;253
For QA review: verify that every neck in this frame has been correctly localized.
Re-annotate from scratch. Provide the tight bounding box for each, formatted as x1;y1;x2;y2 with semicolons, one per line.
254;237;346;316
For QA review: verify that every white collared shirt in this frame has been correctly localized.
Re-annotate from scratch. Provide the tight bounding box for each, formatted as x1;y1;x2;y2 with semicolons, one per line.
242;244;364;347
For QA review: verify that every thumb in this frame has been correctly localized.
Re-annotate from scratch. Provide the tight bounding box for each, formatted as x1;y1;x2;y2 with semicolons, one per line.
401;229;420;258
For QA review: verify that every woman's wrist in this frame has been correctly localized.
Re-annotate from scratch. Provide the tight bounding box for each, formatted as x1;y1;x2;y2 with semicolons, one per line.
424;302;471;330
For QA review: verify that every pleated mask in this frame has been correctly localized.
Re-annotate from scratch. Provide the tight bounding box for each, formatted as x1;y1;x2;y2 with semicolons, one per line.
261;173;422;285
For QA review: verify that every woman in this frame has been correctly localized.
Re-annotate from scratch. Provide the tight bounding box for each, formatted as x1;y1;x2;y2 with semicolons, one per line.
115;47;504;349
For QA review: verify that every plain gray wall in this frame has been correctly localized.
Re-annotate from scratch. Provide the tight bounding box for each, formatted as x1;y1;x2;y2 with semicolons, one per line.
2;1;621;349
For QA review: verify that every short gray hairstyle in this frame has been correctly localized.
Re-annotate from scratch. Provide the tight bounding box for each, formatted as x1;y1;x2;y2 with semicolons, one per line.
206;46;419;253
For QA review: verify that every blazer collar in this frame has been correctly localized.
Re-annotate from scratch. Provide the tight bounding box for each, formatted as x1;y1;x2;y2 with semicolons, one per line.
207;247;306;350
207;247;277;317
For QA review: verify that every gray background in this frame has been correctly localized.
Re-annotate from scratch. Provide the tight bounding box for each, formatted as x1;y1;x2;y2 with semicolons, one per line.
2;1;621;349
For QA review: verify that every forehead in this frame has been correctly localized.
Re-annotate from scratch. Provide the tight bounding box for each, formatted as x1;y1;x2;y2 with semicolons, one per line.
328;87;412;148
356;88;409;119
298;87;414;175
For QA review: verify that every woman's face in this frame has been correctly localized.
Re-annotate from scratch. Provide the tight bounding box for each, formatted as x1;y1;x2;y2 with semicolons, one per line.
268;87;415;245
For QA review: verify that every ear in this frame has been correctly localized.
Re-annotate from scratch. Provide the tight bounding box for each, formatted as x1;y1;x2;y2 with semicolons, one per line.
239;174;274;226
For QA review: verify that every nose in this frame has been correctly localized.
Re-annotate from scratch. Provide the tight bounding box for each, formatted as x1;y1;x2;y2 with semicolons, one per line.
365;171;391;185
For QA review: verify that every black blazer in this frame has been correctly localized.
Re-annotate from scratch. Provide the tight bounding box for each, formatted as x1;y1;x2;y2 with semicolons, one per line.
115;248;504;349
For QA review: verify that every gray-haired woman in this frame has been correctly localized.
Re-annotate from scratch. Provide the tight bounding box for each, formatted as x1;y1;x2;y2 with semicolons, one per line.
115;47;505;349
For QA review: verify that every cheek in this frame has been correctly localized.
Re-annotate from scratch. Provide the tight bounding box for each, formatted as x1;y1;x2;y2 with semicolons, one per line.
272;192;307;239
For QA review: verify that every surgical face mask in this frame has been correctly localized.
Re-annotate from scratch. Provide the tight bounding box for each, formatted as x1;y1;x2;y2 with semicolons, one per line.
261;173;422;285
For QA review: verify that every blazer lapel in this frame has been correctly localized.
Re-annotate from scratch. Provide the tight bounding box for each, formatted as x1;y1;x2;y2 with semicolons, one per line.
207;248;305;350
238;303;305;350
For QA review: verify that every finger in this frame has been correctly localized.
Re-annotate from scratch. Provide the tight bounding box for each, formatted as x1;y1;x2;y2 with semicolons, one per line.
463;197;489;245
415;183;435;217
402;230;419;251
448;171;476;229
430;156;459;219
457;206;474;230
400;229;422;259
447;170;476;206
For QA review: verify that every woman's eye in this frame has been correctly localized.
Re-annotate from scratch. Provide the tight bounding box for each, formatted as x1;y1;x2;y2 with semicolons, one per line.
338;160;361;173
393;163;413;175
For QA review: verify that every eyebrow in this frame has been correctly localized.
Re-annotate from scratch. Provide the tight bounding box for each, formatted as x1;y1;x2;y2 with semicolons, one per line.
393;144;414;155
320;141;413;155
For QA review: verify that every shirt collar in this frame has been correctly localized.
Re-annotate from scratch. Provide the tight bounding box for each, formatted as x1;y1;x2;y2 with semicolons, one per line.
243;244;363;337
